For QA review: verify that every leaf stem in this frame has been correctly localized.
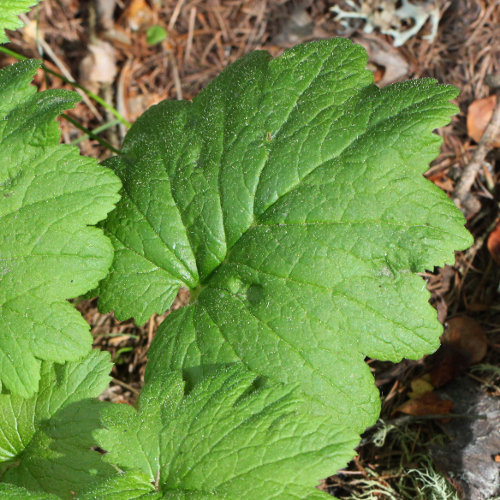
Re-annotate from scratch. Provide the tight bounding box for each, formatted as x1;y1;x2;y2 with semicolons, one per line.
0;45;132;128
62;113;121;155
70;119;121;145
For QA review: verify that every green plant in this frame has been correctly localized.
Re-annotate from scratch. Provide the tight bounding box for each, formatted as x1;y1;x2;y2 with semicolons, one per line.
0;1;38;43
0;4;471;497
97;37;471;439
146;25;167;46
0;59;120;397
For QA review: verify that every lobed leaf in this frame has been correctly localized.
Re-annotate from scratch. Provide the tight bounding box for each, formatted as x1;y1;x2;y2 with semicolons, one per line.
98;364;353;498
0;351;114;498
98;38;471;442
2;359;337;499
0;60;121;396
0;0;39;43
0;37;471;499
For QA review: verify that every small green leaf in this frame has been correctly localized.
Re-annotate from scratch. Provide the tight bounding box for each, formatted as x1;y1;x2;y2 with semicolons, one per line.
0;60;121;397
0;351;114;497
98;365;351;498
146;25;167;46
0;0;39;43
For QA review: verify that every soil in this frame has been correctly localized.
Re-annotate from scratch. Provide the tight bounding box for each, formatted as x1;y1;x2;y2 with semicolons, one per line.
2;1;499;498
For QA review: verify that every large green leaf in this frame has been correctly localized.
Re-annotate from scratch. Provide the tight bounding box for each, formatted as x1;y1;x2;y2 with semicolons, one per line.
0;0;39;43
98;37;470;454
0;351;114;498
98;365;350;499
0;60;121;397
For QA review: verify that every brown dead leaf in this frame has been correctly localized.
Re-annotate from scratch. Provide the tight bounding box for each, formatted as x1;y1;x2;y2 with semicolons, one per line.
487;220;500;265
272;6;314;46
123;0;155;32
429;316;488;387
126;93;165;122
442;316;488;365
467;95;500;148
96;0;116;31
426;171;455;192
353;34;409;87
21;18;41;44
372;66;384;84
79;41;117;93
395;391;454;417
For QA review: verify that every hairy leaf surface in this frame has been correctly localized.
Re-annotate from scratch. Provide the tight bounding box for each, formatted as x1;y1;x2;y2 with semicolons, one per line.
0;483;58;499
95;38;471;487
0;0;39;43
0;351;114;497
99;39;470;431
77;471;161;500
98;365;350;498
0;60;121;396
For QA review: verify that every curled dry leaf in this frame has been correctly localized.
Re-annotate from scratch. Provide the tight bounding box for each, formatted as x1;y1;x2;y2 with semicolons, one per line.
272;6;314;46
123;0;155;31
354;34;409;87
79;41;117;92
487;220;500;265
429;316;488;387
126;94;164;122
20;18;40;45
442;316;488;364
467;95;500;148
396;376;453;419
395;391;454;417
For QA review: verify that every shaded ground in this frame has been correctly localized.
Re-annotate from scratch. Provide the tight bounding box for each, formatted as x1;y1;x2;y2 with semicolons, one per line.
1;0;499;498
